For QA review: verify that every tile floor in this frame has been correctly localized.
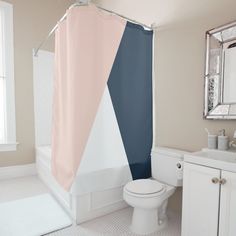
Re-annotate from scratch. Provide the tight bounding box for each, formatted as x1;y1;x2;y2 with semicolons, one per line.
48;208;181;236
0;176;181;236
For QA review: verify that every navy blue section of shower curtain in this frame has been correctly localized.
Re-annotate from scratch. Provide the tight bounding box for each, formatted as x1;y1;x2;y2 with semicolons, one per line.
108;22;153;180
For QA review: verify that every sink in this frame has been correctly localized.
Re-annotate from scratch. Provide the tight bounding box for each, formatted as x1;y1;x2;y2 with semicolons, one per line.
184;148;236;172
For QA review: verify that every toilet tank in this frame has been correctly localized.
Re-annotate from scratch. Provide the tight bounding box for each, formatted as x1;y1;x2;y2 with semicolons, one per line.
151;147;188;187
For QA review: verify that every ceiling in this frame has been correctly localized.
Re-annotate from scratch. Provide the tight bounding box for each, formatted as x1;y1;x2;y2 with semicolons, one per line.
92;0;236;28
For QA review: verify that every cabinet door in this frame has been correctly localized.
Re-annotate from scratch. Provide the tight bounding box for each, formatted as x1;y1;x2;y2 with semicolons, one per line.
181;163;220;236
219;171;236;236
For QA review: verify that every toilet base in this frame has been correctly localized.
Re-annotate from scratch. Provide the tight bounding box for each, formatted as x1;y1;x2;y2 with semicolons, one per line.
130;207;168;235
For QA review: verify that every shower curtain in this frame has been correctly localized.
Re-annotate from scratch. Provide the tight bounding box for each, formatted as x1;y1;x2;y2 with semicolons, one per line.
52;4;153;190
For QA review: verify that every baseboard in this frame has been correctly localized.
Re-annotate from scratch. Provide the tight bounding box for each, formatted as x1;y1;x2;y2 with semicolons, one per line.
0;163;37;180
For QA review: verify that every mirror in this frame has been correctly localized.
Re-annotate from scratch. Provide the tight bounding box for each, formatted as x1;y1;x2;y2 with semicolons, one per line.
223;44;236;103
204;21;236;119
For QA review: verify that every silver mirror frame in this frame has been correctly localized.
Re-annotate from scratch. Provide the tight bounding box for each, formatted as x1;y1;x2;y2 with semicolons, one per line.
204;21;236;120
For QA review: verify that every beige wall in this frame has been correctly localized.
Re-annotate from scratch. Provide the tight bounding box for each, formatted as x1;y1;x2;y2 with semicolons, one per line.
155;20;236;153
0;0;73;167
94;0;236;212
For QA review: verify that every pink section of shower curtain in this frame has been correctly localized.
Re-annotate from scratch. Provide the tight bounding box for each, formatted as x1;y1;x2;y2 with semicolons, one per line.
52;5;126;190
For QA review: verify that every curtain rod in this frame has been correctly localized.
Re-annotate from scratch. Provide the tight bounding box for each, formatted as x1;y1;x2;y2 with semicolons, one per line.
34;2;156;56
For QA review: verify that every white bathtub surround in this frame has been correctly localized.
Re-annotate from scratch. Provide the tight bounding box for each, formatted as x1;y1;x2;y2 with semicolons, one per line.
123;147;188;235
0;194;72;236
36;145;132;223
34;55;134;222
33;50;54;146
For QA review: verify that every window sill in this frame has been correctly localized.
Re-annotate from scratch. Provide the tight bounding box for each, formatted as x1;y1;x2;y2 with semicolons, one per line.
0;142;18;152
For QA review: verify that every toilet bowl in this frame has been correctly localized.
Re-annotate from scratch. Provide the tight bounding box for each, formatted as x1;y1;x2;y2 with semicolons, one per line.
123;147;187;235
123;179;175;235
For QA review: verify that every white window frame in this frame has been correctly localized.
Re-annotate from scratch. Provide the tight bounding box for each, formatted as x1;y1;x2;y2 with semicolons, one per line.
0;1;17;152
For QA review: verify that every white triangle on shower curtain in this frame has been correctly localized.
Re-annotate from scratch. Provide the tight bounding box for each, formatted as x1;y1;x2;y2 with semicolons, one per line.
76;86;132;193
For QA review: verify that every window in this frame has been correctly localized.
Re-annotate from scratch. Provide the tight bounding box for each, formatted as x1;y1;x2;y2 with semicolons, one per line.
0;1;16;151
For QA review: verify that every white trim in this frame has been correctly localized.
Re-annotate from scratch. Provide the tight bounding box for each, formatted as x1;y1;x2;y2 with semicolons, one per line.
0;142;18;151
0;163;36;180
0;1;16;148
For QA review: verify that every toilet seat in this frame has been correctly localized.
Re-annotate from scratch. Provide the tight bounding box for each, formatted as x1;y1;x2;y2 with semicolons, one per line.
124;179;166;197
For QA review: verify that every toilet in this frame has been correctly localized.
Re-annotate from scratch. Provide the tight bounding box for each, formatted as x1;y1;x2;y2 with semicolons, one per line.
123;147;187;235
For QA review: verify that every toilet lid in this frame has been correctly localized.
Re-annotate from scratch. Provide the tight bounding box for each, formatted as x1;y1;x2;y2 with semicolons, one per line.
125;179;164;195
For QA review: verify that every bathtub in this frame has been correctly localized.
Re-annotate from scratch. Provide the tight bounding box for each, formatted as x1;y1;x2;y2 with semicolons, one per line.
36;145;132;224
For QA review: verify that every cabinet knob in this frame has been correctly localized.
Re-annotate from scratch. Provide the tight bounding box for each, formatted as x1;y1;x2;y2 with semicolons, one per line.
219;178;227;185
211;177;219;184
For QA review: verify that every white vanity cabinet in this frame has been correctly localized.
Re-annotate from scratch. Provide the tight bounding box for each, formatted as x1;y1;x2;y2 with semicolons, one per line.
181;163;220;236
182;149;236;236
